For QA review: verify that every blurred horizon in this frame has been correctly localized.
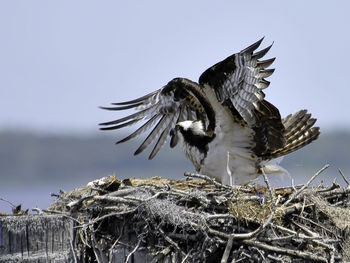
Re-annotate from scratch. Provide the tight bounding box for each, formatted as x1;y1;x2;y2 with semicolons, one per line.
1;129;349;214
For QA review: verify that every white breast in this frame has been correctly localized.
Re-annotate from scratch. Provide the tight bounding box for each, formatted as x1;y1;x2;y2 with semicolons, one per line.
199;86;260;185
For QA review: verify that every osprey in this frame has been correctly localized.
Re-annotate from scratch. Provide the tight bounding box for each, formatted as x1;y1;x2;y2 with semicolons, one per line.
100;39;320;185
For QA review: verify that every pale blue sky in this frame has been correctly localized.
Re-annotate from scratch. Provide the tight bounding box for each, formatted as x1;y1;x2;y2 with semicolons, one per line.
1;1;350;133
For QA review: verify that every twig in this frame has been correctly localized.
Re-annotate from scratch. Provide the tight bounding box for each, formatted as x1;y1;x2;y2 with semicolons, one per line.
202;195;281;241
221;235;233;263
181;250;192;263
293;214;334;236
261;167;275;199
31;207;43;214
124;239;142;263
91;231;108;263
66;195;95;210
242;239;328;263
282;164;330;207
184;172;230;189
108;221;125;263
292;221;319;237
93;195;139;206
69;233;78;263
338;168;350;187
0;197;17;208
157;227;187;258
299;197;306;216
226;151;234;187
317;187;350;199
285;220;338;254
329;247;335;263
205;213;235;221
251;246;265;260
76;207;140;228
267;254;284;262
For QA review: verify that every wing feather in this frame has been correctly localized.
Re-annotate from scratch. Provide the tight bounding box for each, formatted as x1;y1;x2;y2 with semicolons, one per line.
100;78;208;158
149;110;180;159
111;91;158;105
116;114;161;144
134;115;168;156
99;118;142;131
99;106;157;126
199;39;285;155
251;44;273;60
199;39;277;126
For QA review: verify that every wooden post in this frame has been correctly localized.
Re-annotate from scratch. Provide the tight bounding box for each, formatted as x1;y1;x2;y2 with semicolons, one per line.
0;215;74;262
0;214;179;262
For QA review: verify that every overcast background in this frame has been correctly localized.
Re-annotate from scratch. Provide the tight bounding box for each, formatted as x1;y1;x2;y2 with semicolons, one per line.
1;1;350;133
1;1;350;213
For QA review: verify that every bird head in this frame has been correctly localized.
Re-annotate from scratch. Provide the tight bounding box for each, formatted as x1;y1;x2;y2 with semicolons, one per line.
170;120;214;151
173;120;206;137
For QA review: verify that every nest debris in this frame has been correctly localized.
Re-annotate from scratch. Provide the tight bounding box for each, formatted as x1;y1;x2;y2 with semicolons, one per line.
46;164;350;262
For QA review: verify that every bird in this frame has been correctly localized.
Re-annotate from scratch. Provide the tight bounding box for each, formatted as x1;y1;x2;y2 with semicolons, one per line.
99;38;320;185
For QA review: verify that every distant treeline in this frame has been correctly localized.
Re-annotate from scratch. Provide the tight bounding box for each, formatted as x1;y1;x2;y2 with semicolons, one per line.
0;130;349;187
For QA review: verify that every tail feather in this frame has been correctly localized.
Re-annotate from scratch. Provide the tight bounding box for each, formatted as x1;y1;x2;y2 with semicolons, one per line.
269;110;320;158
283;110;317;144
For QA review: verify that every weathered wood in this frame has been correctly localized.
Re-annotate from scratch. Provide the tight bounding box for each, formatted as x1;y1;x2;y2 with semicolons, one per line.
0;214;179;262
0;215;74;262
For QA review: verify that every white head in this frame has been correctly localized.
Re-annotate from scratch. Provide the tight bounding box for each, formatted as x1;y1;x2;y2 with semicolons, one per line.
170;120;214;153
176;120;206;136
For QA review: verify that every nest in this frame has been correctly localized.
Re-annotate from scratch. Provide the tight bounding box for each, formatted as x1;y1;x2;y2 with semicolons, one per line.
47;164;350;262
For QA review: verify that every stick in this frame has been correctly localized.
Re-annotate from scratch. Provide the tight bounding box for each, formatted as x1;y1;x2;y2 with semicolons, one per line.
338;168;350;187
0;197;17;208
220;235;233;263
282;164;329;207
203;195;281;241
158;227;187;258
108;221;125;263
242;239;328;263
124;239;141;263
184;172;231;189
261;167;275;199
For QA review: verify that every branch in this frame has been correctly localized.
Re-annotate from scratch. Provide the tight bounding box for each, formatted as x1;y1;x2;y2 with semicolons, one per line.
282;164;329;207
184;172;231;189
338;168;350;187
220;235;233;263
261;167;275;199
124;239;142;263
242;239;328;263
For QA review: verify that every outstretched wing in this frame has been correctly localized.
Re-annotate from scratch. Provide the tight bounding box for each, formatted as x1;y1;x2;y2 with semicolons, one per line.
99;78;209;159
199;38;285;156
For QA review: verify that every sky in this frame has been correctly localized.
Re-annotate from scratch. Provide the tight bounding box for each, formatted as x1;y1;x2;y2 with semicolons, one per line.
1;1;350;134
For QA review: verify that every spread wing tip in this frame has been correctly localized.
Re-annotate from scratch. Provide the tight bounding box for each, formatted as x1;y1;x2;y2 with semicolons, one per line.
240;37;265;54
110;91;158;106
99;102;143;111
99;118;140;130
252;43;273;60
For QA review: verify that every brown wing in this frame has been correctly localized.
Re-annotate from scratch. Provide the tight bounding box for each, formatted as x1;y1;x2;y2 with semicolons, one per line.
199;38;285;156
99;78;213;159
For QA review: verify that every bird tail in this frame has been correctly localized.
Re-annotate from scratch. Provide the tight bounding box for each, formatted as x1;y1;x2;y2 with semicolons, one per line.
269;110;320;158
